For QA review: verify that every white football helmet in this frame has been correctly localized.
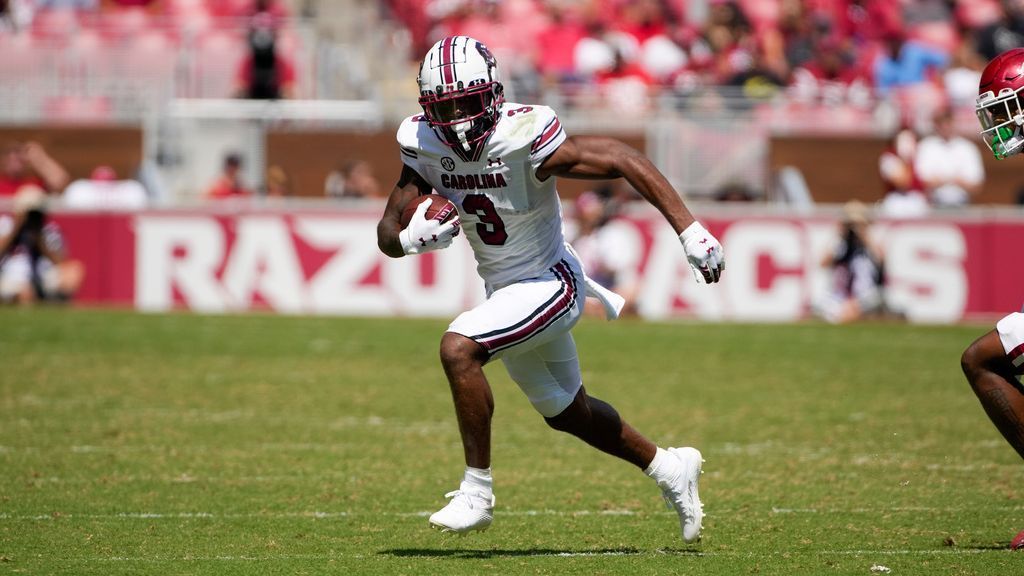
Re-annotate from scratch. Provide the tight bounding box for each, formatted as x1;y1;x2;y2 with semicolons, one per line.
417;36;504;153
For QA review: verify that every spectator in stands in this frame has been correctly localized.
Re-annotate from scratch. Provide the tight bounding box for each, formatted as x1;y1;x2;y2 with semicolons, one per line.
814;201;886;324
878;127;929;218
944;34;987;107
107;1;159;7
595;48;655;115
914;107;985;207
448;0;548;99
789;37;872;108
0;0;33;32
325;159;381;199
63;165;148;210
714;182;756;202
36;0;96;9
236;9;296;99
638;33;689;85
619;0;669;45
205;153;252;199
264;164;291;198
534;0;587;83
779;0;830;72
0;141;69;197
704;0;757;85
0;186;84;305
567;190;640;317
724;50;786;106
975;0;1024;61
872;29;949;96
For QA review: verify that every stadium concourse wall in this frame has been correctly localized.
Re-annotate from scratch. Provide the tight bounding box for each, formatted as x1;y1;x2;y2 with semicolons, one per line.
30;204;1024;324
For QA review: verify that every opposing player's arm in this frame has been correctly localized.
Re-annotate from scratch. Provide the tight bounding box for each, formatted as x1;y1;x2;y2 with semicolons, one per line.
377;164;433;258
536;136;695;234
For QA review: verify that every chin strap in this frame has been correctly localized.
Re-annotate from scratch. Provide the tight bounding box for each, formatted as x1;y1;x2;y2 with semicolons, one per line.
454;120;473;151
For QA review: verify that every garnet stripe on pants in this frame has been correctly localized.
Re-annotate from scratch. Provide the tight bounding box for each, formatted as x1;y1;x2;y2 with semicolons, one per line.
1010;342;1024;367
474;262;578;352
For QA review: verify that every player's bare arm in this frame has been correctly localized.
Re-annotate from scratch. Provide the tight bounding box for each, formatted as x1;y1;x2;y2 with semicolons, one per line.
538;135;725;283
537;136;695;234
377;164;432;258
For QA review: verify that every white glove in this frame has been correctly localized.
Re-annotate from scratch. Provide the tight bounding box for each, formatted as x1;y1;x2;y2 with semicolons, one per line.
399;198;461;255
679;221;725;283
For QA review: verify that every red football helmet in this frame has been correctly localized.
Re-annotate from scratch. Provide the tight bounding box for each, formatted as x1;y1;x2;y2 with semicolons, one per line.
976;48;1024;159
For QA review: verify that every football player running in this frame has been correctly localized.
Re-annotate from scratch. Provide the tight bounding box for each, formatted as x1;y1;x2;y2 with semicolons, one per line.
377;36;724;542
962;47;1024;550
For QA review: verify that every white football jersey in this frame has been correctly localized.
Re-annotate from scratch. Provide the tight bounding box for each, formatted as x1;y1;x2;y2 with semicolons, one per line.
397;102;568;289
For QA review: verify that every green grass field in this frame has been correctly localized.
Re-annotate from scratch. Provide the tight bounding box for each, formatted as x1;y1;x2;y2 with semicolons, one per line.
1;308;1022;575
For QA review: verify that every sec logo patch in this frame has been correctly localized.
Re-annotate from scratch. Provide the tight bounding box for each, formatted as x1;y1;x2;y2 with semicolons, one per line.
441;157;456;172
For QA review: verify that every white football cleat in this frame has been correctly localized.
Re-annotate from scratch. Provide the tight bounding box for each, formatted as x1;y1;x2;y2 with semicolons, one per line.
428;482;494;534
659;447;704;543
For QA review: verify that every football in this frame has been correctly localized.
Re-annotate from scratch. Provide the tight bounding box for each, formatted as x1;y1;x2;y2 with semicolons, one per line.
401;194;458;229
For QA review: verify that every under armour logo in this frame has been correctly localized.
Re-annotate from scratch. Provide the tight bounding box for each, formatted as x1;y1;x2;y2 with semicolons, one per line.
487;157;502;167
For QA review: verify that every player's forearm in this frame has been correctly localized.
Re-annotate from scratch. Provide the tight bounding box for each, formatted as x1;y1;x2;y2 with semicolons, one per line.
377;217;406;258
30;155;70;192
613;146;696;234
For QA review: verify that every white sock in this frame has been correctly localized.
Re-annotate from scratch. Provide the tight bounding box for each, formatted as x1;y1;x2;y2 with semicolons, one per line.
462;466;493;494
644;447;678;486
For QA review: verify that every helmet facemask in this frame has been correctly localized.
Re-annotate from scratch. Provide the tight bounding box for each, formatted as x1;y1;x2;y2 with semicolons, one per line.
977;86;1024;159
417;37;504;156
419;81;504;153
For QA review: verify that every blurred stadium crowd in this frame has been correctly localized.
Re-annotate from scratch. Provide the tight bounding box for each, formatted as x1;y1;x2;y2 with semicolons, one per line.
388;0;1016;119
0;1;1014;206
1;1;1019;118
0;0;302;116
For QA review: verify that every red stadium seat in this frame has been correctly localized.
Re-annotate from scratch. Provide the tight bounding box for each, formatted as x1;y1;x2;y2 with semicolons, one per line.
894;82;948;127
0;34;46;78
66;29;109;78
275;29;300;58
31;9;80;44
95;7;152;41
43;95;113;122
956;0;1003;30
121;31;177;78
908;21;959;55
194;30;248;97
739;0;780;34
165;0;208;18
207;0;253;18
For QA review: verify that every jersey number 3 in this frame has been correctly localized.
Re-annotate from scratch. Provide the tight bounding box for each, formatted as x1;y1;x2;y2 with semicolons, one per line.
462;194;508;245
